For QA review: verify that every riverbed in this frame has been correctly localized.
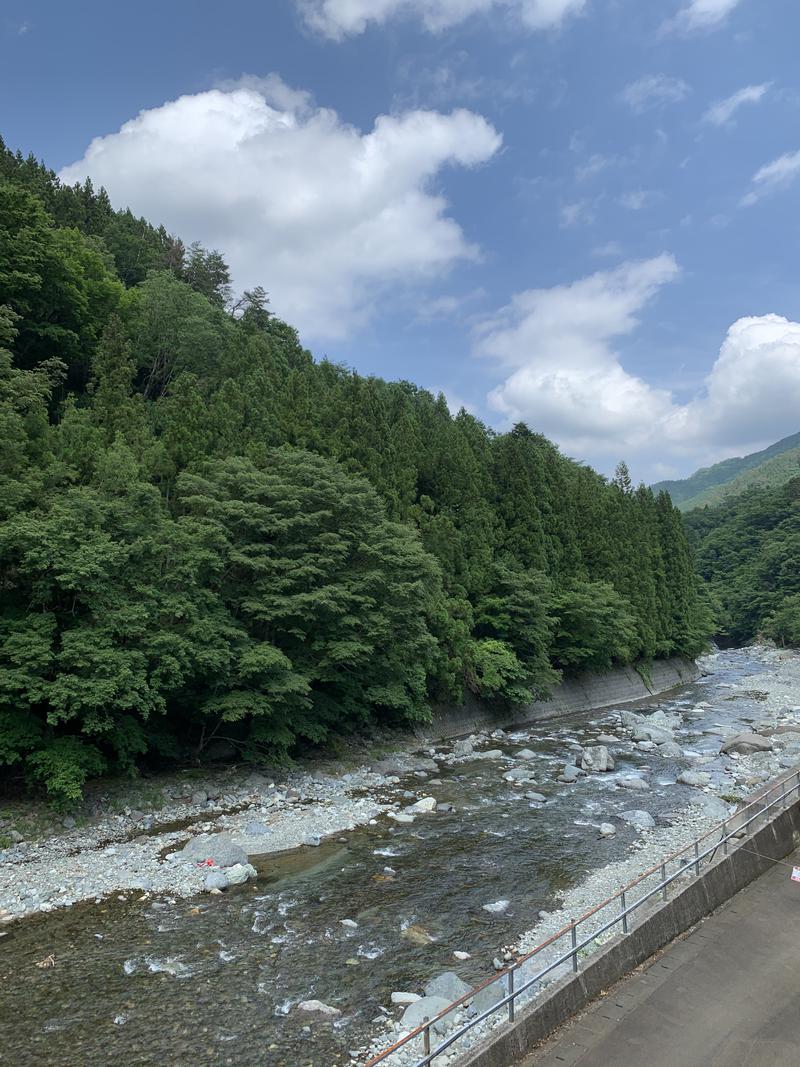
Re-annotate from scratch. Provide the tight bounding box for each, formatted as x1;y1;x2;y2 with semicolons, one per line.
1;646;799;1067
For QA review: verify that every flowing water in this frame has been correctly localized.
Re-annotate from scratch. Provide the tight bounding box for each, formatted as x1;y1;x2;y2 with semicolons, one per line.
0;650;771;1066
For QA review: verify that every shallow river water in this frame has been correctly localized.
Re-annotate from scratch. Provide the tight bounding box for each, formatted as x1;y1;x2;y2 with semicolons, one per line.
0;649;772;1067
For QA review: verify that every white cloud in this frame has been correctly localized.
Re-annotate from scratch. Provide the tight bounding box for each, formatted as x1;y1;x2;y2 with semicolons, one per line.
560;199;595;227
703;82;770;126
479;259;800;477
619;189;659;211
298;0;586;39
741;149;800;206
59;79;501;340
671;0;745;32
620;75;691;115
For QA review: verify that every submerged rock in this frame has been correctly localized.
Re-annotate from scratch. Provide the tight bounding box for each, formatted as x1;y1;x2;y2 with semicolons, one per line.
677;770;711;787
618;776;649;791
483;899;510;914
298;1000;340;1016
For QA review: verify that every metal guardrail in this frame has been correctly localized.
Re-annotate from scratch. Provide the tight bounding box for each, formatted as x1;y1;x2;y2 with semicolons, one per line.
365;768;800;1066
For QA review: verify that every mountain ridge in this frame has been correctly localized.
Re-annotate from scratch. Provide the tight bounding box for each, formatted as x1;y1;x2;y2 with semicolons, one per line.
652;431;800;511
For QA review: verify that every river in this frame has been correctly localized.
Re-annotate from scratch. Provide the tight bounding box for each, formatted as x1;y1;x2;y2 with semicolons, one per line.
0;648;783;1067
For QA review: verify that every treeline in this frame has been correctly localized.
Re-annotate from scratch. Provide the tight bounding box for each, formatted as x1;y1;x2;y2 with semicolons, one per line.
685;478;800;647
0;138;710;803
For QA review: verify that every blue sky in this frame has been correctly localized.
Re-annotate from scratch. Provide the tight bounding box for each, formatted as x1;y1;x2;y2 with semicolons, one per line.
3;0;800;480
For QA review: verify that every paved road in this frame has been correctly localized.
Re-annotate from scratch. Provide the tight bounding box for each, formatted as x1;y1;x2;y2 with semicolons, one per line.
520;847;800;1067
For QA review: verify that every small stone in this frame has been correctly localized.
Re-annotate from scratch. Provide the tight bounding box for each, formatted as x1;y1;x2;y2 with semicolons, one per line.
224;862;256;886
516;748;536;761
340;919;358;929
599;823;616;837
452;740;474;758
677;770;711;787
482;899;510;914
453;951;471;961
203;870;228;892
618;776;649;791
525;791;547;803
388;812;415;824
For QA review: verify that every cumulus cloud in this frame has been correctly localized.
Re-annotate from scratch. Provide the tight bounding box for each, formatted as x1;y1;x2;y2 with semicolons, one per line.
479;258;800;476
298;0;586;39
671;0;745;31
741;149;800;206
703;82;771;126
59;79;501;339
620;75;691;115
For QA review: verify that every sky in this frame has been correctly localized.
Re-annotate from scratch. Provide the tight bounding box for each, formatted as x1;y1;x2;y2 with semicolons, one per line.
3;0;800;481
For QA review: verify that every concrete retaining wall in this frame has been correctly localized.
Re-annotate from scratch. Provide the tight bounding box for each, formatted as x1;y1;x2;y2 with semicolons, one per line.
458;795;800;1067
422;657;699;740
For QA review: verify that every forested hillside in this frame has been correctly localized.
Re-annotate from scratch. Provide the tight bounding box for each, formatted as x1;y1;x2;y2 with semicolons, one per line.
685;478;800;647
652;431;800;510
0;138;710;804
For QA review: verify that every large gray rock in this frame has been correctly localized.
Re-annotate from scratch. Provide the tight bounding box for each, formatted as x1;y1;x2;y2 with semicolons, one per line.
721;732;774;755
677;770;711;787
406;797;437;814
468;974;509;1017
558;765;580;784
401;996;458;1035
453;739;474;758
618;775;649;791
657;741;683;758
631;724;674;745
424;971;472;1003
619;809;655;831
180;832;248;868
580;746;615;773
203;870;228;892
516;748;537;761
503;768;536;783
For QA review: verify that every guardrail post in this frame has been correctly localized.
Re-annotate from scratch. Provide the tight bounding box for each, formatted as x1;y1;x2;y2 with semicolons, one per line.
694;840;700;876
571;920;578;972
508;967;515;1022
620;889;628;934
423;1022;431;1058
661;862;668;901
722;821;728;856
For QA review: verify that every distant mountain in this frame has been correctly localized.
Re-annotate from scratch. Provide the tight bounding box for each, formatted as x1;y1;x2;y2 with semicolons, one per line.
652;431;800;511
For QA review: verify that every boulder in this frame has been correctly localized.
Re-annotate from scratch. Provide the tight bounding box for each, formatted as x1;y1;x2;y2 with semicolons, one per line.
480;749;504;760
618;776;649;791
203;870;228;892
225;862;257;886
503;768;536;783
580;746;615;773
558;765;580;784
298;1000;340;1016
180;832;248;869
482;899;510;914
468;974;509;1017
406;797;437;814
525;791;547;803
391;991;421;1006
720;733;774;755
599;822;616;837
453;739;474;758
619;809;655;831
424;971;472;1003
637;741;657;752
597;734;619;744
631;724;674;745
677;770;711;787
401;996;457;1036
656;742;683;758
516;748;537;761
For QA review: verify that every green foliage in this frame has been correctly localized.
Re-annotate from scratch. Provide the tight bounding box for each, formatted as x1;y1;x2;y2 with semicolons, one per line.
687;478;800;645
0;137;711;801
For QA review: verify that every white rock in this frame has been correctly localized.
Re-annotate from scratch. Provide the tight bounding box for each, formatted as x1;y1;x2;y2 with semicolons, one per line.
405;797;437;814
483;899;510;914
388;812;415;824
516;749;537;761
298;1000;341;1015
391;991;421;1006
340;919;358;929
599;823;616;837
453;951;472;961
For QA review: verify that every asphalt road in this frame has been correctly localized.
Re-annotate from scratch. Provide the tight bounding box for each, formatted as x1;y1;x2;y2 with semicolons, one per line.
520;847;800;1067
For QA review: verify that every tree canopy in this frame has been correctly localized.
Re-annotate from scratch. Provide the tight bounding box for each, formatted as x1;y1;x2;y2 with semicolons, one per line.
0;137;710;804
